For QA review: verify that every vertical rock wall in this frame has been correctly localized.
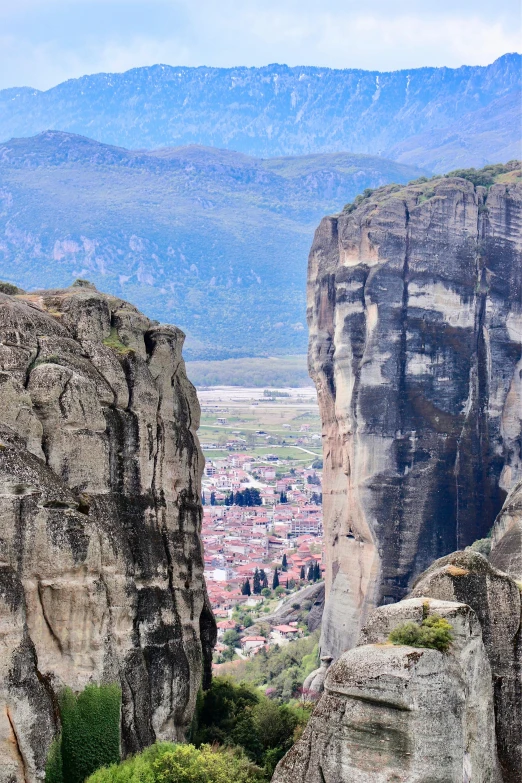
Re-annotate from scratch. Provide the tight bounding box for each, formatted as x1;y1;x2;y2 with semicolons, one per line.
307;170;522;657
0;282;216;782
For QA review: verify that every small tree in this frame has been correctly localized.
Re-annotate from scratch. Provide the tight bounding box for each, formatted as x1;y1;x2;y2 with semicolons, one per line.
272;569;279;590
253;568;261;595
282;554;288;572
261;587;272;598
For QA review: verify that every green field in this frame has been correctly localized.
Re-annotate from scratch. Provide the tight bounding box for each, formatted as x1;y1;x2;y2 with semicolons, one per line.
198;384;322;463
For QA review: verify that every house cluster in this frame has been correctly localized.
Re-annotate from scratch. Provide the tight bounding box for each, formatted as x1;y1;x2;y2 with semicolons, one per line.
201;454;324;628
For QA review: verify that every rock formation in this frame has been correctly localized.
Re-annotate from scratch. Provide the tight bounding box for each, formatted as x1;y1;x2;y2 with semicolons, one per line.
307;164;522;658
273;550;520;783
0;281;216;782
490;479;522;580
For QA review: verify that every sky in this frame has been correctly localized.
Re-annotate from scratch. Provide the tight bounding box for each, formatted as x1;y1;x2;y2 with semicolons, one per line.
0;0;520;91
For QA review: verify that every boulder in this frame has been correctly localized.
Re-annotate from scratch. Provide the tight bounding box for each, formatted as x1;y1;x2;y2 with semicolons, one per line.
273;597;501;783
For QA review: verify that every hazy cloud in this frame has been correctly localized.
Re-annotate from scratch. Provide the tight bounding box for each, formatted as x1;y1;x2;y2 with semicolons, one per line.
0;0;520;90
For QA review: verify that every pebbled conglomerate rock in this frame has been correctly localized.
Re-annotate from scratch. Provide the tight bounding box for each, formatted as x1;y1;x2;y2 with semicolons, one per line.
307;166;522;658
0;281;216;782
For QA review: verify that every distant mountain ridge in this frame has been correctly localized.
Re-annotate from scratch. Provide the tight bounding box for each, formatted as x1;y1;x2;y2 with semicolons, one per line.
0;54;520;171
0;131;424;359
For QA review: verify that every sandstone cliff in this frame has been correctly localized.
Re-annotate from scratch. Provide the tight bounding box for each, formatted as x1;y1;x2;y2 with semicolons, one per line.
490;479;522;580
307;163;522;658
273;551;520;783
0;281;216;782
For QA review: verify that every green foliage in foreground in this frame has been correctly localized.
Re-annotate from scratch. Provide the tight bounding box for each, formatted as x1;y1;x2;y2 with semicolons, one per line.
225;632;320;701
389;613;453;652
86;742;264;783
191;678;312;777
45;684;121;783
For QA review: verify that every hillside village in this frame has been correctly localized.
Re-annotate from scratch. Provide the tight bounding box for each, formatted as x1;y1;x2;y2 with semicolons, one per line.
200;450;324;661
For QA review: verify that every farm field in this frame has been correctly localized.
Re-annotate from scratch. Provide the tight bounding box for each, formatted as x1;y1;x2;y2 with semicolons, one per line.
197;385;322;465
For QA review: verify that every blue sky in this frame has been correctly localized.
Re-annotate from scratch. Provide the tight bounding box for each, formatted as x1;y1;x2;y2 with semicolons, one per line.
0;0;520;90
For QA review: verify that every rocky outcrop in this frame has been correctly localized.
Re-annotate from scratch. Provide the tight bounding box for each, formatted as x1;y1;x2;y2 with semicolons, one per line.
274;550;522;783
274;594;502;783
0;281;216;782
411;551;522;781
308;165;522;658
490;479;522;580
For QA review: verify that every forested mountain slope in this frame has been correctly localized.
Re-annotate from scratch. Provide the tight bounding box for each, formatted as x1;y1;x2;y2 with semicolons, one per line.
0;132;423;358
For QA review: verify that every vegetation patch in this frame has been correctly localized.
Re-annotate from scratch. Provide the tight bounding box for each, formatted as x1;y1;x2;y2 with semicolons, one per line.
86;742;264;783
190;677;312;778
103;327;133;355
388;607;453;653
0;281;25;295
445;161;520;187
45;684;121;783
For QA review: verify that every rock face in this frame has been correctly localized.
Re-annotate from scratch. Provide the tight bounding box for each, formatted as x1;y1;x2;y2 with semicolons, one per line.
0;282;216;782
274;550;522;783
490;479;522;580
411;551;522;781
307;166;522;658
273;594;502;783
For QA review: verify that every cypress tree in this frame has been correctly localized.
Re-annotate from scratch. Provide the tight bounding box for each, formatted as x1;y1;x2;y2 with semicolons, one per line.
307;562;314;581
281;553;288;571
260;569;268;589
272;569;279;590
210;492;216;506
300;565;305;580
241;579;251;596
314;562;321;581
253;568;261;594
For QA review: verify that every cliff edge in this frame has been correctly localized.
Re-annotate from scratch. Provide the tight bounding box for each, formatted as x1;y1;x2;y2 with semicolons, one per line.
0;281;216;782
307;162;522;657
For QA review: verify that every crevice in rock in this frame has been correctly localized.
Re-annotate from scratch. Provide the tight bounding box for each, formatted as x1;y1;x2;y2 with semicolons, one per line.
37;581;63;654
6;707;28;783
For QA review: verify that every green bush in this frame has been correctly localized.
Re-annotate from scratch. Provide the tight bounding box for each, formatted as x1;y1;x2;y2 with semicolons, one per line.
388;612;453;652
45;684;121;783
191;677;311;777
86;742;264;783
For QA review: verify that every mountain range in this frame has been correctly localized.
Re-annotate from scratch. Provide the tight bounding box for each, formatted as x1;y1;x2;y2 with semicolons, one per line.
0;131;424;358
1;54;520;172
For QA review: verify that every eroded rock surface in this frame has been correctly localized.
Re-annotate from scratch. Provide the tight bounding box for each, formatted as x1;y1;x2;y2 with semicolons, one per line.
411;551;522;781
490;479;522;580
0;282;216;782
307;167;522;656
273;595;502;783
